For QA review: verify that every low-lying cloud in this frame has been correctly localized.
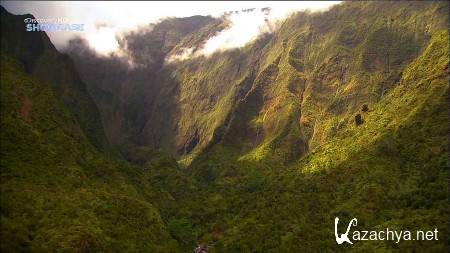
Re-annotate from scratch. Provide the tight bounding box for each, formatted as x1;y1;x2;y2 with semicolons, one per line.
202;8;273;55
166;2;339;62
3;1;340;57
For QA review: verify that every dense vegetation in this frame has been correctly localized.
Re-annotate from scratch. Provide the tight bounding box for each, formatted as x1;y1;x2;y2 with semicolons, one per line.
0;7;112;154
1;1;449;252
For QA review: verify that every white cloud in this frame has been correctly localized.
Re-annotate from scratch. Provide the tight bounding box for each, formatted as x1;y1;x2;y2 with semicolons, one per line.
2;1;340;56
168;1;340;60
86;26;119;54
201;9;270;55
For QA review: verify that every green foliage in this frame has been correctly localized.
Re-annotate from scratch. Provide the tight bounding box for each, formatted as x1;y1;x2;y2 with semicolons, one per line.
1;2;449;253
0;7;113;155
0;55;180;252
178;29;449;252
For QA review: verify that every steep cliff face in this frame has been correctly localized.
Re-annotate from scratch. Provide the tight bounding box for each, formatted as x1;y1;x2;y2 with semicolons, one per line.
66;16;225;158
67;1;448;165
1;1;449;252
192;29;449;252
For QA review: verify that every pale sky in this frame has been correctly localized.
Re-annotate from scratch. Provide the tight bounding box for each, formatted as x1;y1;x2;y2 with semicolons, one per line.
2;1;340;55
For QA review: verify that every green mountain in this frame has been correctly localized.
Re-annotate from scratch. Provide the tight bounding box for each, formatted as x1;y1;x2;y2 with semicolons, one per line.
1;7;113;154
1;1;449;252
0;7;179;252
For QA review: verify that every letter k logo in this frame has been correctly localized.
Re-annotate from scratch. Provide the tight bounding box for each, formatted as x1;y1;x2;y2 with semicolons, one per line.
335;217;357;245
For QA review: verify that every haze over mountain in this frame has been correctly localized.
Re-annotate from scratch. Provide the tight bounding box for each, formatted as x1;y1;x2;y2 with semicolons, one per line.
1;1;449;252
1;1;339;54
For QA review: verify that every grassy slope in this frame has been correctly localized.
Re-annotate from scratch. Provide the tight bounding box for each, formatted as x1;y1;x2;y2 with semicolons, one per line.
0;55;180;252
157;1;448;166
67;2;448;166
174;29;449;253
1;2;448;252
0;7;113;154
131;3;449;251
233;1;448;165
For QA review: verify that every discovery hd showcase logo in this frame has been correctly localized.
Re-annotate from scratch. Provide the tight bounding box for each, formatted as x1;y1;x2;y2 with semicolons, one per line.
334;217;439;245
24;17;84;32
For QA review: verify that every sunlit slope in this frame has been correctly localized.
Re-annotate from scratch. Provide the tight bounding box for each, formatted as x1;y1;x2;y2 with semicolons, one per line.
66;2;448;167
179;29;449;253
0;1;448;252
189;1;448;165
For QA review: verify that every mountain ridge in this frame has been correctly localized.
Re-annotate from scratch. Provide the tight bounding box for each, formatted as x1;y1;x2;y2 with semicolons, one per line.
1;1;449;252
66;1;448;166
1;6;114;154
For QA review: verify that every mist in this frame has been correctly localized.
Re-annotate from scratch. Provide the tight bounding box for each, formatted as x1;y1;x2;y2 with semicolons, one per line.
165;2;338;62
2;1;340;56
